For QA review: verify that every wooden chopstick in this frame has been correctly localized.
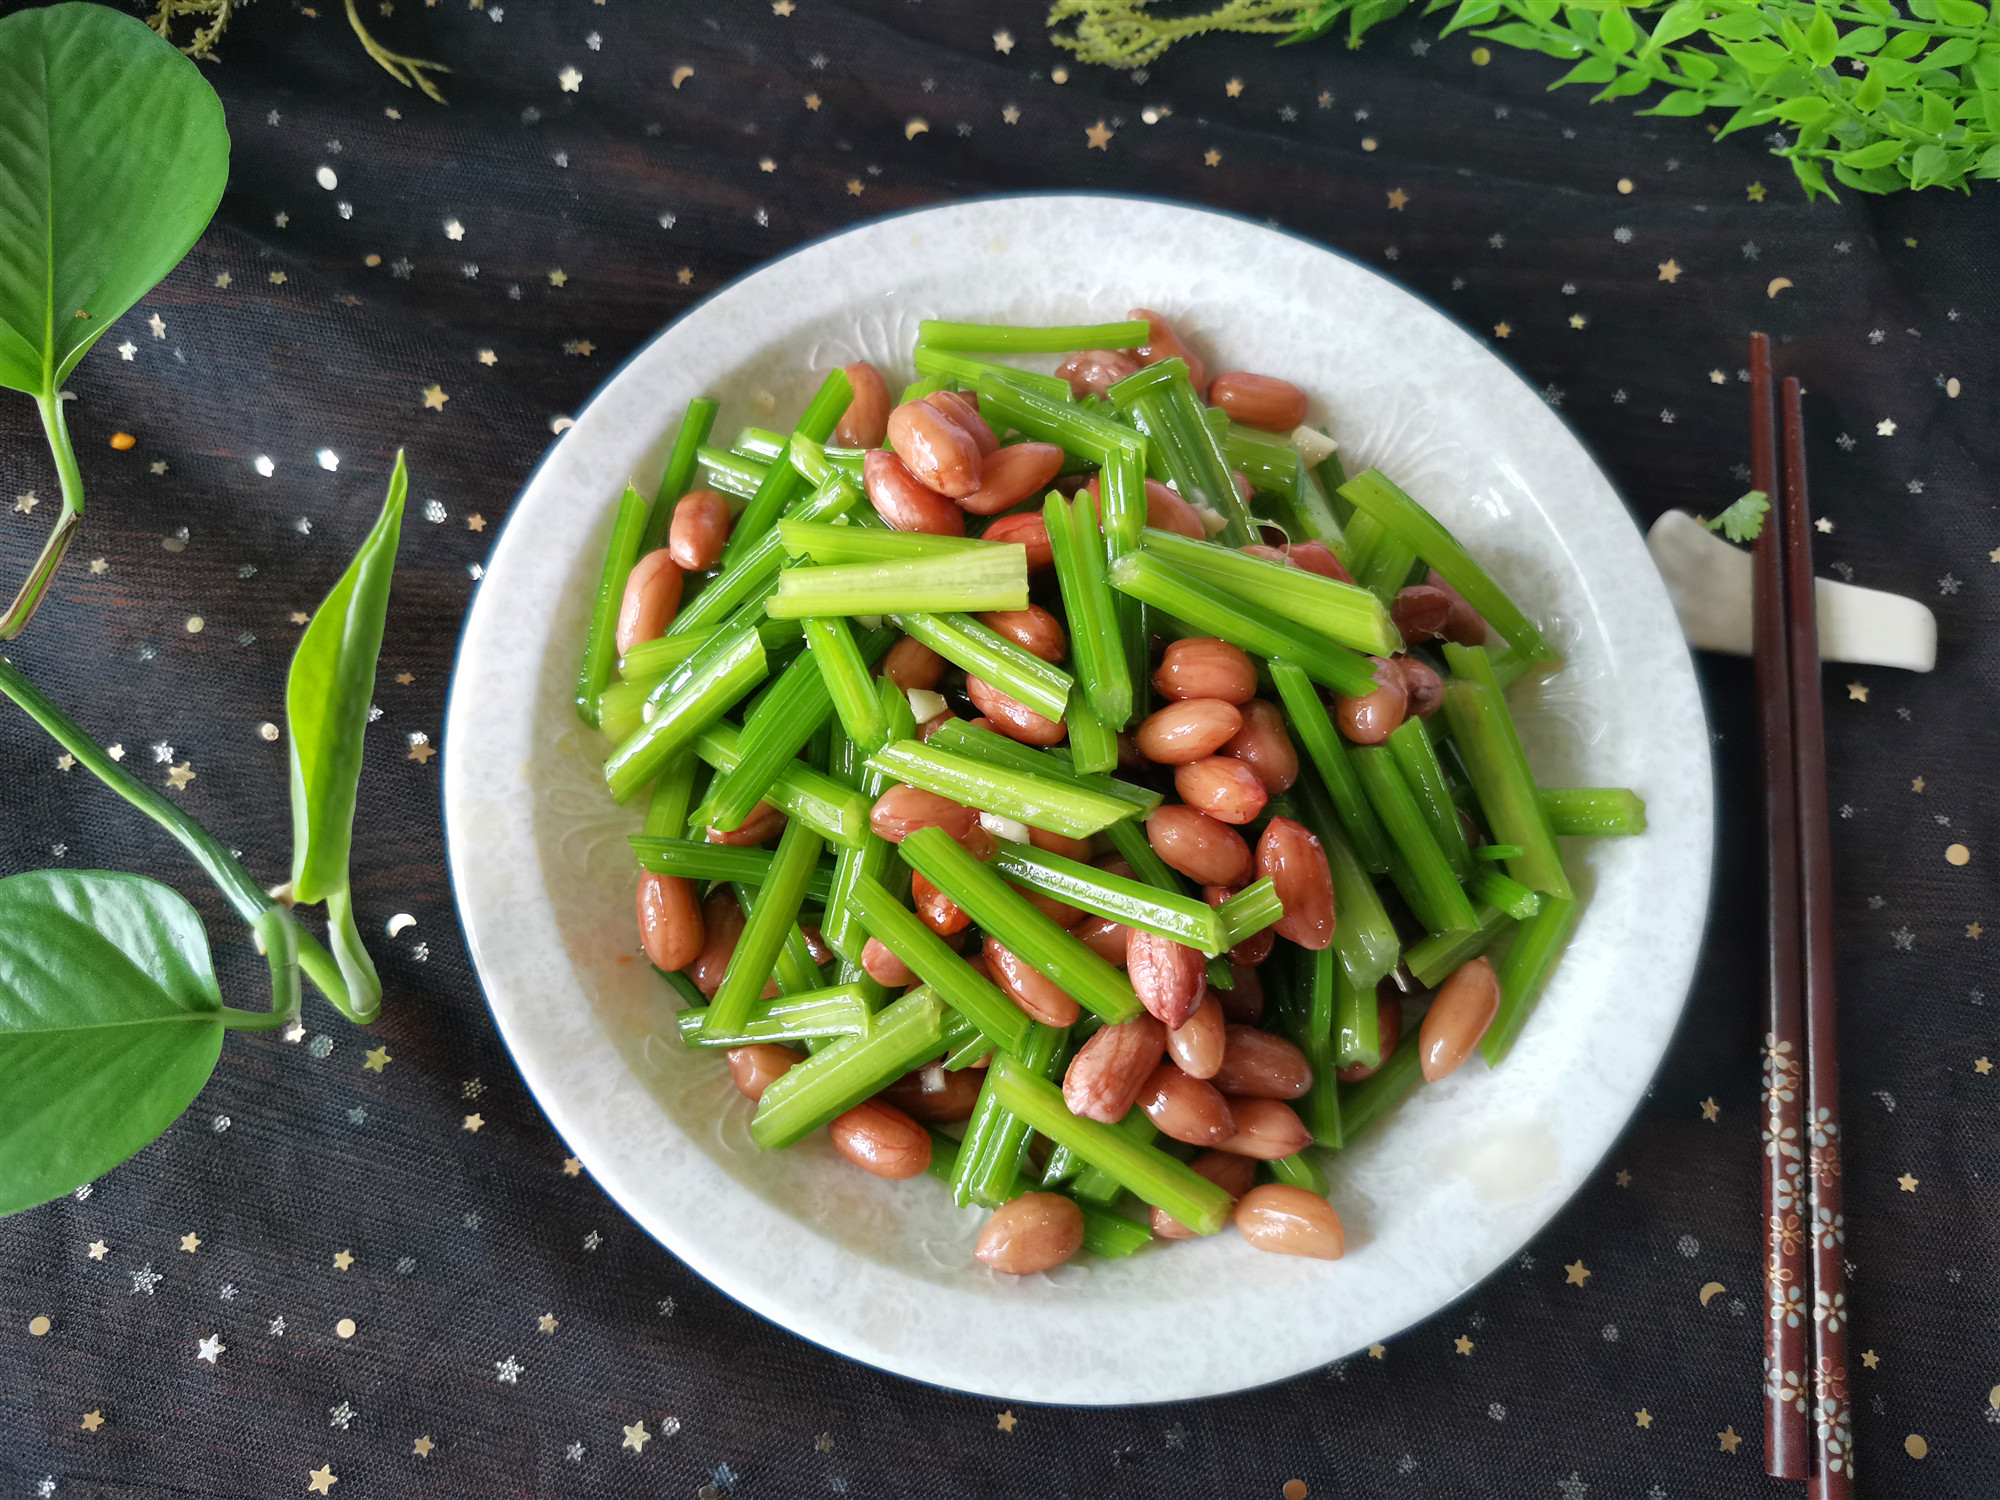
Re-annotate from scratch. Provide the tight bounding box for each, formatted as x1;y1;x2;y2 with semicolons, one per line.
1750;335;1810;1482
1780;376;1853;1498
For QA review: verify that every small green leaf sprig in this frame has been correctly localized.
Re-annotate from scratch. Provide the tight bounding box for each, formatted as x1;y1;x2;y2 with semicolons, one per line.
1706;488;1773;541
1049;0;2000;197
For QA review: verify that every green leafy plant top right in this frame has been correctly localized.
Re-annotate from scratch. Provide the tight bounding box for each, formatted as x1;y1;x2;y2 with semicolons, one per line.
1049;0;2000;197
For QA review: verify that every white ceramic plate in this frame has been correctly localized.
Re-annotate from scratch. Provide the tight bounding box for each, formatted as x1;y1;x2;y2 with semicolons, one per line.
442;195;1712;1405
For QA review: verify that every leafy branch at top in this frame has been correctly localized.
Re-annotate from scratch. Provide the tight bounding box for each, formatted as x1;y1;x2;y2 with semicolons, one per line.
1048;0;2000;197
143;0;452;103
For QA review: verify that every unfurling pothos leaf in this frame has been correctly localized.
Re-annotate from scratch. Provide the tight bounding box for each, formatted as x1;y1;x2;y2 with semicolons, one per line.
288;452;408;1020
1705;489;1771;543
0;870;224;1216
0;5;229;401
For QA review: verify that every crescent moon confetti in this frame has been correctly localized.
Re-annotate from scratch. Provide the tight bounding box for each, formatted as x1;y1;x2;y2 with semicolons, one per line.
1699;1281;1726;1306
1767;277;1794;298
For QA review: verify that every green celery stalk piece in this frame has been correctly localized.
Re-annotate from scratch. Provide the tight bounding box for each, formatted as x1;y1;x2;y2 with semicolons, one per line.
1387;717;1476;879
991;843;1224;952
695;445;766;500
888;610;1074;722
767;549;1029;619
1339;468;1555;661
691;723;870;850
1044;493;1133;727
719;367;853;571
867;740;1135;839
912;346;1074;401
575;484;652;727
1065;693;1119;774
1539;787;1648;837
1103;817;1183;893
1110;550;1378;699
1331;956;1379;1071
706;819;826;1033
975;373;1147;465
618;631;713;682
670;471;862;638
1138;527;1400;656
1213;878;1282;948
959;1021;1070;1208
777;519;989;564
802;615;888;753
1270;659;1393;873
641;397;719;552
1334;1030;1424;1147
924;1127;961;1184
1469;866;1543;920
1350;744;1480;935
1072;1107;1157;1202
628;836;836;902
674;985;873;1047
1439;644;1572;899
918;319;1152;352
1077;1202;1154;1258
1265;1151;1332;1196
987;1058;1234;1234
1289;752;1399;990
1405;903;1512;989
1482;894;1579;1066
1280;949;1344;1146
848;875;1032;1056
603;625;767;803
750;989;947;1148
642;755;704;840
820;677;913;961
898;827;1143;1024
924;720;1159;816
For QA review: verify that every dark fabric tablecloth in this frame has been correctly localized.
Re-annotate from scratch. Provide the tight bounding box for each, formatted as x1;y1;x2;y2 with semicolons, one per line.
2;1;1995;1495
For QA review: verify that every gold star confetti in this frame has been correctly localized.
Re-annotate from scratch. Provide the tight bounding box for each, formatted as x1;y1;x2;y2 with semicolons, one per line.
13;491;36;514
996;1410;1018;1431
624;1420;651;1452
81;1410;104;1432
549;268;569;287
1700;1097;1720;1121
149;461;167;474
1002;105;1020;124
1367;1343;1386;1359
558;66;582;91
477;348;497;366
363;1047;392;1073
332;1249;355;1271
107;744;125;760
291;611;311;625
1570;314;1588;329
1564;1259;1591;1286
1877;417;1897;436
466;514;486;532
1861;1349;1880;1368
993;28;1014;51
395;672;415;685
1225;77;1244;97
1847;682;1869;701
1912;775;1927;793
672;65;694;88
410;739;436;764
422;385;449;411
1947;843;1970;866
759;156;776;172
29;1315;51;1336
562;1156;583;1176
1746;180;1768;201
444;218;465;241
565;340;597;356
1085;120;1113;149
1977;1057;1992;1074
87;1240;108;1259
1906;1434;1929;1459
308;1465;338;1495
1719;1426;1742;1453
463;1112;485;1132
148;312;167;338
906;118;929;139
1709;369;1726;384
1635;1409;1653;1428
1454;1334;1475;1355
117;340;136;360
215;271;232;288
1204;148;1221;166
804;93;821;110
846;179;864;196
1816;516;1833;532
1493;321;1512;338
677;267;694;283
538;1313;559;1332
1898;1172;1918;1191
1386;187;1408;209
180;1232;202;1253
1657;258;1682;283
166;762;195;790
772;0;793;12
1969;923;1984;938
1990;547;2000;563
56;753;74;771
88;558;107;574
413;1435;434;1457
269;271;288;285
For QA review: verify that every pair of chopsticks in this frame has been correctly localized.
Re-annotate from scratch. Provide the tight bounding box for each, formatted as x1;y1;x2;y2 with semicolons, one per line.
1750;334;1850;1495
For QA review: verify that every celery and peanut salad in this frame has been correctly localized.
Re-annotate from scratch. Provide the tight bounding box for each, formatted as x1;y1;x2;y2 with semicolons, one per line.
575;310;1646;1275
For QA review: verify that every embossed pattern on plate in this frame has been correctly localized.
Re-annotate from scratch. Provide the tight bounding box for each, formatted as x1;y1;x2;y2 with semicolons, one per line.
442;196;1713;1404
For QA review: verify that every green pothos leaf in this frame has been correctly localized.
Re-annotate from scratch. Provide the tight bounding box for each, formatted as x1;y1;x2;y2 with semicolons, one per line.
0;870;224;1217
